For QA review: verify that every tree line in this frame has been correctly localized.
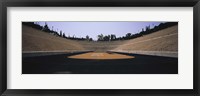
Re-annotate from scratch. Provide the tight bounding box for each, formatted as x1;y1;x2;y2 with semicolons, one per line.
96;22;178;41
23;22;177;42
22;22;93;41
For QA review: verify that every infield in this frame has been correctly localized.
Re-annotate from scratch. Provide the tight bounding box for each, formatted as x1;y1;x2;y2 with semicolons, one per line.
68;52;135;60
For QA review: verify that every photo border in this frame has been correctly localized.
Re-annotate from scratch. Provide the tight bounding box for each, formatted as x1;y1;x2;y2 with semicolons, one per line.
0;0;199;96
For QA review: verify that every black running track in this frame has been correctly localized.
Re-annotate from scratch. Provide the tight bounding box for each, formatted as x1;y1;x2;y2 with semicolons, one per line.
22;52;178;74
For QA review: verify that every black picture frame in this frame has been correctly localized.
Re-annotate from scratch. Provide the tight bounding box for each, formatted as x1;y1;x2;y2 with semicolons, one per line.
0;0;199;96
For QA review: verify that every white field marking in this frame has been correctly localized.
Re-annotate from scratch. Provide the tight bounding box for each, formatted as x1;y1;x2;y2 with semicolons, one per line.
22;50;90;53
121;33;178;46
110;50;178;54
109;50;178;58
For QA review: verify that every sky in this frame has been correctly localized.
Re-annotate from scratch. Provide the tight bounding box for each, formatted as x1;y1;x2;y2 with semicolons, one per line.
37;22;162;40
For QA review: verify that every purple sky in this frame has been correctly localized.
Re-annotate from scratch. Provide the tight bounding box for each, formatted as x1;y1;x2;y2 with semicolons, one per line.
37;22;162;40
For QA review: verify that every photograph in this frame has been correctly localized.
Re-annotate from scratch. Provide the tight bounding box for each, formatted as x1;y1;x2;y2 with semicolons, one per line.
22;21;178;74
1;0;198;95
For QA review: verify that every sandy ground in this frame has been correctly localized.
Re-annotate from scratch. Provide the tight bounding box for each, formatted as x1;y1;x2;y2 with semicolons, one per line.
68;52;134;59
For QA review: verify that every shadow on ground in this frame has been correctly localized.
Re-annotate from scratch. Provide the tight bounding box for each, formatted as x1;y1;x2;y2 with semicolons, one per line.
22;52;178;74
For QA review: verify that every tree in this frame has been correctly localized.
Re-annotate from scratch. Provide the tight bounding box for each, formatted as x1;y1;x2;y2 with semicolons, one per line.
141;28;144;33
43;22;50;32
89;38;93;41
60;31;62;37
86;35;90;41
145;25;151;32
97;34;104;41
103;35;110;41
110;34;116;41
107;35;111;41
126;33;132;39
62;33;66;38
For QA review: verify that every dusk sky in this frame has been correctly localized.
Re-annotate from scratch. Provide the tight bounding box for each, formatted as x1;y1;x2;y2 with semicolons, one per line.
37;22;162;40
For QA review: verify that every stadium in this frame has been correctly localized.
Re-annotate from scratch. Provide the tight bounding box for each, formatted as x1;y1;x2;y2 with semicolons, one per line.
22;22;178;74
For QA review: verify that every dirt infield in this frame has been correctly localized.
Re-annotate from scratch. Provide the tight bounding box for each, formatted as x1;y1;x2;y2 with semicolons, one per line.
68;52;135;60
